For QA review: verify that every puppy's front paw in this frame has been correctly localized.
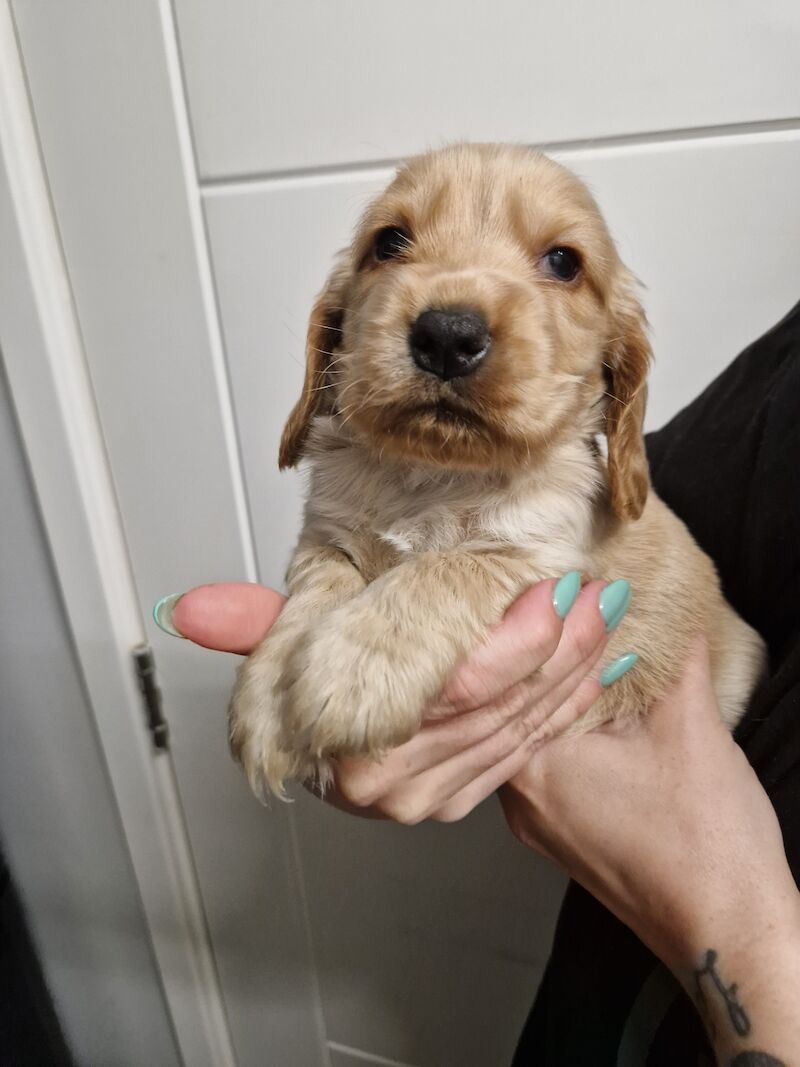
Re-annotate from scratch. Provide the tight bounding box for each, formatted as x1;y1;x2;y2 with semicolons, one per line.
280;606;429;760
229;642;328;799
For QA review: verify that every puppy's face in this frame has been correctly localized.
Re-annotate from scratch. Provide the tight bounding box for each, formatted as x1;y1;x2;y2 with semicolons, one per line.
282;144;651;520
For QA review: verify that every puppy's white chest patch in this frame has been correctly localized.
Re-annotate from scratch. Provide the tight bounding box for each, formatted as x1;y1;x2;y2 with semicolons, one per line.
310;444;596;578
378;504;469;555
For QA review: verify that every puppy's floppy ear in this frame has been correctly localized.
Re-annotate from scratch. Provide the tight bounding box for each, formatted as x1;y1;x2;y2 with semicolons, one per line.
279;257;349;469
603;268;652;521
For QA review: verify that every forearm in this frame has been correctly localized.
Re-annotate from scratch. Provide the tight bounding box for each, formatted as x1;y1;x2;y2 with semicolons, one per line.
501;669;800;1067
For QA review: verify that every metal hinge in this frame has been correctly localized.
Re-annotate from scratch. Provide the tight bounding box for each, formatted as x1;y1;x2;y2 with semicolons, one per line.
132;644;170;751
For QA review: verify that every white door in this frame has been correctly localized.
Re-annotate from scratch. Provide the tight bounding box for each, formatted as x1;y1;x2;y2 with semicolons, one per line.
8;2;800;1065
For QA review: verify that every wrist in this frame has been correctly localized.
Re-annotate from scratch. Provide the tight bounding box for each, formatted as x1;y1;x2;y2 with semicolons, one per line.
667;892;800;1062
672;882;800;980
633;863;800;980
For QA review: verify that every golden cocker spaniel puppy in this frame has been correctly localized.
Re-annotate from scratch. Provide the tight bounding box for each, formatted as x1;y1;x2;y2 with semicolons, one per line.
229;143;765;798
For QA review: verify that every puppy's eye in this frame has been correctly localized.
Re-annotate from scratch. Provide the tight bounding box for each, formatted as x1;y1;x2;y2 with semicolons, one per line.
374;226;411;262
541;247;581;282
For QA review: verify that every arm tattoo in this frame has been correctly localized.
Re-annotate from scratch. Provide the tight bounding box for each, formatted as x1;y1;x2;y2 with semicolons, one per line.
694;948;751;1036
694;950;787;1067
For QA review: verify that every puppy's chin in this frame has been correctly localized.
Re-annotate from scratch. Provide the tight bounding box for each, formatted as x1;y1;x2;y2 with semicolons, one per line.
344;398;533;471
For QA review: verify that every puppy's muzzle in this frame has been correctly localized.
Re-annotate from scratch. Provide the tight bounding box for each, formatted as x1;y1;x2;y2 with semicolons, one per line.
409;308;491;381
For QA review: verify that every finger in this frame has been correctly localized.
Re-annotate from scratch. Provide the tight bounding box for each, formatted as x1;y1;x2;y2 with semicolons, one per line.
165;582;287;654
361;593;609;817
532;580;612;690
437;578;564;713
428;673;603;822
335;685;533;807
303;777;388;820
436;579;609;716
426;608;631;824
374;646;606;824
341;620;607;810
509;690;644;807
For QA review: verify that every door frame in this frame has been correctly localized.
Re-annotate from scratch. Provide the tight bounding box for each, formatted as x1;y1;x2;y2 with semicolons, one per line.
0;5;235;1064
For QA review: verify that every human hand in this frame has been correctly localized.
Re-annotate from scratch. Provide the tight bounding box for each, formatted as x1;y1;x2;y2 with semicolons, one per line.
155;574;636;822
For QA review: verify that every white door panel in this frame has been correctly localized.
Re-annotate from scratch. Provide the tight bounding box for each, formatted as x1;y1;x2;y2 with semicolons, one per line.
175;0;800;178
562;132;800;430
291;795;564;1067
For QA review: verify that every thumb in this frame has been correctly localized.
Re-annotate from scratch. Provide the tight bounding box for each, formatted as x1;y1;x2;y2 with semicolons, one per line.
153;582;286;654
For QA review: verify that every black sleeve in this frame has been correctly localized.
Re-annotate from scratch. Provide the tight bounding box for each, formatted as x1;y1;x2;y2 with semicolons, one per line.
646;300;800;859
512;300;800;1067
645;298;800;664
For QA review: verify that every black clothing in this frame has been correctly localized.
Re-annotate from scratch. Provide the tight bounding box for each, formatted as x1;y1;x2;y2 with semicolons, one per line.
513;301;800;1065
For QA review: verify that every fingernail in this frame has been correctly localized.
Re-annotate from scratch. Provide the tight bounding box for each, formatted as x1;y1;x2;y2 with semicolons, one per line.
152;594;186;638
601;652;639;687
598;579;632;632
553;570;581;619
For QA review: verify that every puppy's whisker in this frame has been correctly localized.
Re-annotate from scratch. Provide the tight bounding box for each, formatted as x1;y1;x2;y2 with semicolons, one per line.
334;391;365;418
324;353;351;372
324;306;367;321
336;378;362;397
333;380;365;408
335;381;373;425
345;381;386;418
339;405;365;429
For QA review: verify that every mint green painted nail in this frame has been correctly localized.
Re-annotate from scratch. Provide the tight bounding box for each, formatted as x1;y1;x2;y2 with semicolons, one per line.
601;652;639;687
598;579;632;632
152;594;185;639
553;570;581;619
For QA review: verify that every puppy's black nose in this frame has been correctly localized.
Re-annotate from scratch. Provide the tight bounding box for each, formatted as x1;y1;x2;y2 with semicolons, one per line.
409;309;490;380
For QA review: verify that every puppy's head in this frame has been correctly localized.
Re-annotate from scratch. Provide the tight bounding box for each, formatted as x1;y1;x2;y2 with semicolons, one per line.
280;143;651;521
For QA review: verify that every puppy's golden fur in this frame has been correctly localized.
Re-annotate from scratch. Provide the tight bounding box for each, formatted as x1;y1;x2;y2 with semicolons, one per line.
229;143;765;798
